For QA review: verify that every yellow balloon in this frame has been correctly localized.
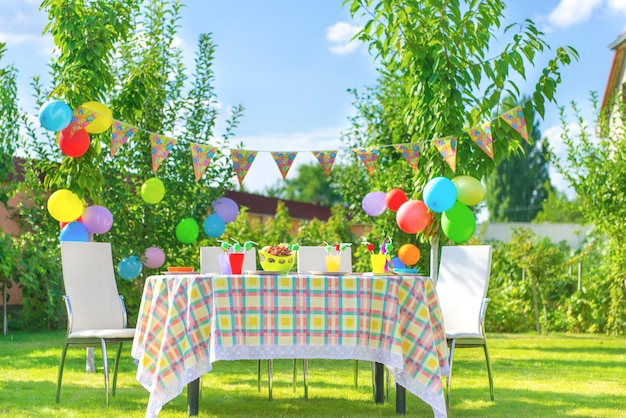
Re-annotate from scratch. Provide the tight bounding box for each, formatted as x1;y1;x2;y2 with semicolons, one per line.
47;189;85;222
452;176;485;206
81;101;113;134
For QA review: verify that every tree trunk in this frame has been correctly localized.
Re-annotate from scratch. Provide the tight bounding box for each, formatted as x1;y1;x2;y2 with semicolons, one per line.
530;275;541;334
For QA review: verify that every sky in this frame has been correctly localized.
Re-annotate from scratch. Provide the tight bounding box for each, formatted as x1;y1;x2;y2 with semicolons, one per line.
1;0;626;196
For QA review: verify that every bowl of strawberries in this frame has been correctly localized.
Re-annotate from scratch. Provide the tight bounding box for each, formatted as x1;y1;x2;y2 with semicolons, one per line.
258;243;298;272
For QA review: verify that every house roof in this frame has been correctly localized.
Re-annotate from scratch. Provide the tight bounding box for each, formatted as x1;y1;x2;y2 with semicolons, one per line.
601;31;626;111
225;190;331;221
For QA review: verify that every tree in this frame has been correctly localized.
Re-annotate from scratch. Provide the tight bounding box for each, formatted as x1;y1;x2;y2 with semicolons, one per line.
486;97;553;222
340;0;577;269
265;163;343;206
551;95;626;333
533;189;585;223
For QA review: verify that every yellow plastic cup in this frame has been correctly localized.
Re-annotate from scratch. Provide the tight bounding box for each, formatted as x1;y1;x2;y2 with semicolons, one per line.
325;255;341;272
370;253;387;273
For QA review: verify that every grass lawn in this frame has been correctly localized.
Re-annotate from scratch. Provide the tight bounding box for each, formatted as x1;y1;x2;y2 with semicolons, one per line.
0;331;625;417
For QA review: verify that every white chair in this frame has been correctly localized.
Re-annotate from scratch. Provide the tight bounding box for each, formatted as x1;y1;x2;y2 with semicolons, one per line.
200;246;257;273
297;246;352;273
56;242;136;405
436;245;494;406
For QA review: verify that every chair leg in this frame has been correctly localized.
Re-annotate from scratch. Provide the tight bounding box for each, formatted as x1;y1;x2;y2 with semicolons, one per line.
292;359;297;392
267;359;273;401
257;360;262;392
446;339;456;408
483;341;494;401
100;339;110;406
354;360;358;387
303;359;308;400
112;343;123;397
56;343;69;403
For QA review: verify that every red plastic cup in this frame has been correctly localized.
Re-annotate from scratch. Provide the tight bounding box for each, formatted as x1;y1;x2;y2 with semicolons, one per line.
228;253;245;274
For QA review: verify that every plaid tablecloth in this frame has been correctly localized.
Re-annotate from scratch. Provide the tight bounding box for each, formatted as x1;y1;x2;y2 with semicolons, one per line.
132;273;449;418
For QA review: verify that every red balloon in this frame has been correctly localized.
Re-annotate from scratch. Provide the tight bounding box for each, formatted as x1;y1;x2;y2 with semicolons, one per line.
396;200;432;234
386;188;408;212
59;216;82;229
58;123;90;157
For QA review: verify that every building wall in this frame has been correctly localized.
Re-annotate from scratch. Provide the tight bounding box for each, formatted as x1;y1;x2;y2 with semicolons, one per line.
478;222;591;250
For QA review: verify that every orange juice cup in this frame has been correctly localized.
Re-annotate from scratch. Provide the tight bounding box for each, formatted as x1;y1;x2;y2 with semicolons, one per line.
325;255;341;272
370;253;387;273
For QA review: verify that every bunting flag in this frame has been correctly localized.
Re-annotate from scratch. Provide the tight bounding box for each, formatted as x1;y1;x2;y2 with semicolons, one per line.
230;149;258;186
312;150;337;176
110;121;136;157
434;136;457;173
353;147;379;175
270;151;298;180
150;134;177;173
71;107;97;134
190;143;216;182
500;105;529;143
468;122;494;160
394;143;420;172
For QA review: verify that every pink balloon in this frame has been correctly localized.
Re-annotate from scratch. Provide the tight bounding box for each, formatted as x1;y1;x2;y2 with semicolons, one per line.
81;205;113;234
396;200;432;234
143;247;166;269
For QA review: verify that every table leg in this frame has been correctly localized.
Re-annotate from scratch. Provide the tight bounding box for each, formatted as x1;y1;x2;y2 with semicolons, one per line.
187;378;200;416
395;383;406;414
374;362;384;404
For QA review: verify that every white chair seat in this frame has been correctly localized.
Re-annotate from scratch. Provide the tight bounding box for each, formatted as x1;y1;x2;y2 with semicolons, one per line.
69;329;136;339
445;330;484;339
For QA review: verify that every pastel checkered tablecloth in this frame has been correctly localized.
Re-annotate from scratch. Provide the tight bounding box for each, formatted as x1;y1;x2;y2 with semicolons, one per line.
132;273;449;418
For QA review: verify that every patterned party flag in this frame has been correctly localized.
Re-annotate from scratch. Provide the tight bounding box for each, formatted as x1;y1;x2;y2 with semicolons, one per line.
230;149;258;186
72;106;97;131
394;143;420;172
353;147;379;175
190;143;217;182
270;151;298;180
468;122;494;160
500;105;529;143
150;133;177;173
311;150;337;176
434;136;457;173
110;121;136;157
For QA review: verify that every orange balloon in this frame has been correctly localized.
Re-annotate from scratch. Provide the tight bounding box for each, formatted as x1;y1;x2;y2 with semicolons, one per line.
398;244;420;266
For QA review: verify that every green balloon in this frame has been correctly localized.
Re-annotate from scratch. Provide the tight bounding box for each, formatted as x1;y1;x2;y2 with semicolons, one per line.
141;177;165;204
175;217;199;244
442;201;476;243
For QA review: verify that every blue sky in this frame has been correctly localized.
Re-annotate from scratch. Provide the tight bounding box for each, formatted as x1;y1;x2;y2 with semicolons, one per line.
1;0;625;195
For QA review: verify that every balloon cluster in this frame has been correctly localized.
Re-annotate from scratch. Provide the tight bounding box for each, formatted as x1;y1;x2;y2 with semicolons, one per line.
360;175;485;243
39;100;112;158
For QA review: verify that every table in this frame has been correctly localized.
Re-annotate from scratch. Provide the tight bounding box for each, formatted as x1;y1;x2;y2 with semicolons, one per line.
132;273;449;418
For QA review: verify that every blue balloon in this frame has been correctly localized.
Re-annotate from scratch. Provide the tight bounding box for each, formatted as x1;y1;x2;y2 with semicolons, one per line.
59;222;89;242
39;100;73;131
391;257;406;269
423;177;457;213
203;214;226;238
118;255;143;280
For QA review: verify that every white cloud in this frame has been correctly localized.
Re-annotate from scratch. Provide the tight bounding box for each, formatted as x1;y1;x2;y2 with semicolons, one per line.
543;123;584;199
608;0;626;13
326;22;361;55
545;0;602;28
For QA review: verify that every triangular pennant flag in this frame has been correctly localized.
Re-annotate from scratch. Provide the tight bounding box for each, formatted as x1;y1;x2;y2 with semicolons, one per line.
500;105;529;143
353;147;379;175
110;121;136;157
150;134;177;173
311;150;337;176
190;143;216;182
394;143;420;172
72;106;97;132
434;136;457;173
270;151;298;180
468;122;494;160
230;149;258;186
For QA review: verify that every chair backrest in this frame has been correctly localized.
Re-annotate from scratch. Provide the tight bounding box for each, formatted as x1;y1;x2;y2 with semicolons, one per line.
297;246;352;273
436;245;492;335
200;246;257;273
60;242;125;332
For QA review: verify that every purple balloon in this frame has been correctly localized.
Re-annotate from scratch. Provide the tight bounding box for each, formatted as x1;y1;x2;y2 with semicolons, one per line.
213;197;239;223
362;191;387;216
143;247;166;269
82;205;113;234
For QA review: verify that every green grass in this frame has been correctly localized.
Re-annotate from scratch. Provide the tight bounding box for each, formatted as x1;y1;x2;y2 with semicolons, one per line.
1;331;625;417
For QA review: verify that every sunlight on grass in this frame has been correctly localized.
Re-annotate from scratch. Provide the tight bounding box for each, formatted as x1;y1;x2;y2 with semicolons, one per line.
1;331;625;417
